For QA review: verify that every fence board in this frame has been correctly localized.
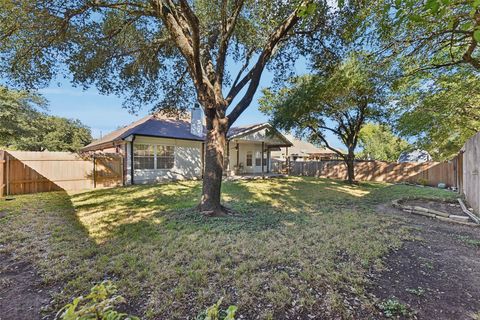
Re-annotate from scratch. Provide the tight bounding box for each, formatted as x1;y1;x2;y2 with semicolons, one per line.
462;132;480;214
1;151;123;196
273;159;460;188
0;151;5;197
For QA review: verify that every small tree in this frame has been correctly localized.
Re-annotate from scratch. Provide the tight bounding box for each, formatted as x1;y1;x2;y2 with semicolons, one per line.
357;123;410;162
0;0;327;215
260;55;387;184
394;70;480;160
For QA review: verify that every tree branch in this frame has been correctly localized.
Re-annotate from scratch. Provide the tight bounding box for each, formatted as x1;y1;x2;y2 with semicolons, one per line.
226;2;308;126
215;0;245;94
307;125;346;159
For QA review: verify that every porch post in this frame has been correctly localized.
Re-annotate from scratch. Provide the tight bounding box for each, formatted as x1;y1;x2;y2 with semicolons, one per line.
267;148;270;173
226;141;230;176
261;142;265;178
286;146;289;175
236;142;239;173
130;136;135;185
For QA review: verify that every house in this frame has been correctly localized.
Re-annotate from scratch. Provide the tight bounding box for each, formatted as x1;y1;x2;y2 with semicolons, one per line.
270;134;340;162
82;105;292;184
397;149;432;163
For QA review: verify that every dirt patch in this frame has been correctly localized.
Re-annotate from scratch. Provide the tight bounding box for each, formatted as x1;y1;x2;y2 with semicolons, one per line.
371;203;480;319
402;199;467;217
0;253;56;320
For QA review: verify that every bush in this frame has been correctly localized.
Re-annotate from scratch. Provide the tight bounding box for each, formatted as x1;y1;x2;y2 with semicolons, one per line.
196;298;237;320
55;281;139;320
379;298;409;318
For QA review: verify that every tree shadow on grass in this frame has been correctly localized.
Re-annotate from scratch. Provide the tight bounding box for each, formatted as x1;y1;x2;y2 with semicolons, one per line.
67;177;392;244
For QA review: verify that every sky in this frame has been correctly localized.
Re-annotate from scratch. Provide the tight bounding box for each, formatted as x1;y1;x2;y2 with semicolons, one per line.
29;59;343;149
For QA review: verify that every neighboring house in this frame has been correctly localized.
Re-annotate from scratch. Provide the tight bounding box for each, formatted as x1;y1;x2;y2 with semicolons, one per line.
82;105;292;184
397;149;432;163
271;134;340;161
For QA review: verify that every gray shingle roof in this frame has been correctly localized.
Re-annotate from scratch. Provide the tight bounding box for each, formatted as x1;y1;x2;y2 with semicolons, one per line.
82;117;288;151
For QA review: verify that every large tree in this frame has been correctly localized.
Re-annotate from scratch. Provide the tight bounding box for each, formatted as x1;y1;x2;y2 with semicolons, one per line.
0;0;333;215
260;54;388;184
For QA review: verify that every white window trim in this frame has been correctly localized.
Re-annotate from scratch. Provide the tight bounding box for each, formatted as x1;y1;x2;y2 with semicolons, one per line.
155;144;176;170
134;143;175;171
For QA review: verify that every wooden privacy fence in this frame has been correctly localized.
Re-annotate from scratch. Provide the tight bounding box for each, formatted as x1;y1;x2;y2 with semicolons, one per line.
461;132;480;215
273;158;461;188
0;150;123;197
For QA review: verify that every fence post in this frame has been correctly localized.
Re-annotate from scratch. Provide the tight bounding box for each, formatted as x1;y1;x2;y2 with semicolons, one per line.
0;151;4;197
5;153;10;196
93;154;97;189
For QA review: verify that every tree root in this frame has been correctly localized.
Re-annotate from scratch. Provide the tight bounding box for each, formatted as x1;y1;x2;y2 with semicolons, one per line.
198;204;239;217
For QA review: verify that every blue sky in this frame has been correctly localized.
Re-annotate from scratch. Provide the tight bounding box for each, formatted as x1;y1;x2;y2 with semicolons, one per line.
31;60;342;149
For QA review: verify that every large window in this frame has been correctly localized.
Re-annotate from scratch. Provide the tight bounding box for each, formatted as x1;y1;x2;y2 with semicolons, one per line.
134;144;155;169
255;151;261;166
157;145;175;169
134;144;175;170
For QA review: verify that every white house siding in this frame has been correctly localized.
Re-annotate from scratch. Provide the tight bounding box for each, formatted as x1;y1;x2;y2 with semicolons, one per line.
125;136;202;185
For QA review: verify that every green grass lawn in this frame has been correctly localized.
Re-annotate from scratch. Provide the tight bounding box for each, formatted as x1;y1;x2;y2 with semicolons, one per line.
0;177;456;319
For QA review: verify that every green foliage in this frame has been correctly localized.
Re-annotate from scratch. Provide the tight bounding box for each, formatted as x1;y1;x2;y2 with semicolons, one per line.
196;298;237;320
0;85;46;148
260;53;391;182
357;123;410;161
260;54;387;150
380;0;480;71
0;86;92;151
0;0;327;113
378;298;410;318
56;281;139;320
405;287;425;296
394;71;480;160
417;178;429;187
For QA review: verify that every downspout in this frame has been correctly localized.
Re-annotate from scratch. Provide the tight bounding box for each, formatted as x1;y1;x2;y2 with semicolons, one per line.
131;135;136;185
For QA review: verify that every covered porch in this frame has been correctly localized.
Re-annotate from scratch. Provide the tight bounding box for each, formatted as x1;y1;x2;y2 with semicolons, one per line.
223;123;292;177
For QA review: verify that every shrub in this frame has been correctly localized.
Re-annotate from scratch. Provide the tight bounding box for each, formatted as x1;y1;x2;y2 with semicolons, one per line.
196;298;237;320
378;298;409;318
55;281;139;320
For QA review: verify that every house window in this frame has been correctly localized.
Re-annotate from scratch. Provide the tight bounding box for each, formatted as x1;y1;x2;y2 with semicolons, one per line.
134;144;175;170
255;151;261;166
157;145;175;169
246;151;253;166
263;152;267;166
134;144;155;169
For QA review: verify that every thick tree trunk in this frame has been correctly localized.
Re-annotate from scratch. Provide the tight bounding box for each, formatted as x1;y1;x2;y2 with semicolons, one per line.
199;111;228;215
346;150;355;184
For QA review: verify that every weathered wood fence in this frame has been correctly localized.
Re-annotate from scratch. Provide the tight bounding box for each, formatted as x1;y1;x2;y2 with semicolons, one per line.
272;158;462;189
461;132;480;215
0;151;123;197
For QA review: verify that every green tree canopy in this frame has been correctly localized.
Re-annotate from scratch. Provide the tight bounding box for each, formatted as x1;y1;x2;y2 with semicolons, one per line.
357;123;410;161
394;70;480;160
0;86;92;152
376;0;480;72
260;53;390;183
0;0;337;214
